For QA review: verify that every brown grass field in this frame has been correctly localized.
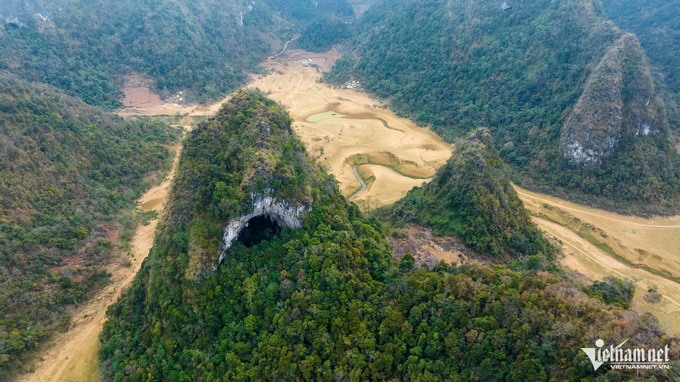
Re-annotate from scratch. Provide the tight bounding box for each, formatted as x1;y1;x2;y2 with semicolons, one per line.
517;186;680;335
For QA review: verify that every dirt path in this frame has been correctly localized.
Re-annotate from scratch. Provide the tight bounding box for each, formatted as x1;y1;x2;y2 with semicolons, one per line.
519;187;680;335
20;146;181;382
269;36;299;60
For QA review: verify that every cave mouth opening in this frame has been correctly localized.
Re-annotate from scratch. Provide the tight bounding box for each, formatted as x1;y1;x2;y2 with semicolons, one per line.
237;215;283;248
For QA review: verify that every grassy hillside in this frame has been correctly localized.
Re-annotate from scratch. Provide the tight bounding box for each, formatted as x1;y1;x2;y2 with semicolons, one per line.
0;73;179;379
325;0;680;211
388;128;554;259
0;0;354;107
100;91;678;381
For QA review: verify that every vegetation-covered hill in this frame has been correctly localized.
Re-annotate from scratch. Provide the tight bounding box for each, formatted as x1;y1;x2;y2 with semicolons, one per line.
326;0;680;211
601;0;680;126
100;91;679;381
389;128;553;259
0;0;354;107
0;73;179;378
559;33;678;202
298;17;352;52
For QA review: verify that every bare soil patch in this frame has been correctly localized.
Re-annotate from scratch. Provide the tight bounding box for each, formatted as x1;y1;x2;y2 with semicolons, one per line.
121;74;165;109
388;224;476;267
122;87;165;108
277;47;343;72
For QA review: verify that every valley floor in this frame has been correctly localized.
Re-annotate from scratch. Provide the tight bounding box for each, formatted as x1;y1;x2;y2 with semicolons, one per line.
247;56;453;209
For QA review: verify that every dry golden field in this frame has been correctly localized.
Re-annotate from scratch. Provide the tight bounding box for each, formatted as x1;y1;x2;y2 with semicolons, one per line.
247;59;453;209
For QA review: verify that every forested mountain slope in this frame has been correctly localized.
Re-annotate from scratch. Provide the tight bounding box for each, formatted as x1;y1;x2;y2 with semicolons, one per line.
326;0;680;211
0;0;354;107
601;0;680;127
0;73;178;378
389;128;553;259
100;91;679;381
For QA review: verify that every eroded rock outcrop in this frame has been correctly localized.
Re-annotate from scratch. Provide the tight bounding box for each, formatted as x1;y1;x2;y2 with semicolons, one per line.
218;192;310;263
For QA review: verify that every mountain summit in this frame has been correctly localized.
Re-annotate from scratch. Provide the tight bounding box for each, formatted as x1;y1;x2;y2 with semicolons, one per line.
99;92;676;381
390;128;553;258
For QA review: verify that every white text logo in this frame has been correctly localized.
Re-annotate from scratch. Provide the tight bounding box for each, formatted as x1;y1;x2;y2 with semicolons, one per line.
581;339;672;371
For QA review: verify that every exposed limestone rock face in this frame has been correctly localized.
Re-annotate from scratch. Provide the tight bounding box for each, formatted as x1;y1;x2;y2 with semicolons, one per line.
560;33;665;165
218;192;309;263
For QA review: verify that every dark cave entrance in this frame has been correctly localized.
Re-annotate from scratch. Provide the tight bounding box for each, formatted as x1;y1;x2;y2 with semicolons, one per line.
237;215;283;247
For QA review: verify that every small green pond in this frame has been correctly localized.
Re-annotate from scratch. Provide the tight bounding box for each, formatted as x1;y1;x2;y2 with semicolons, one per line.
306;111;345;122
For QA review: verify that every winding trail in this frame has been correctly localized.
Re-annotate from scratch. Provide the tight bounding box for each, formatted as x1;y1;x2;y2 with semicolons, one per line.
268;35;300;60
347;165;367;202
286;65;303;112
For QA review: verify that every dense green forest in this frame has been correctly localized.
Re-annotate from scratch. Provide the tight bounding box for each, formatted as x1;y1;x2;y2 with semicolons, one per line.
0;74;179;379
1;0;679;380
0;0;354;107
325;0;680;212
387;128;554;259
99;91;679;381
298;17;352;52
266;0;354;20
